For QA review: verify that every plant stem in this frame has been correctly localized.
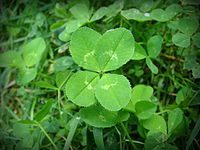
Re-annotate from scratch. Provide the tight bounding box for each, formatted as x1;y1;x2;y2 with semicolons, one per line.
120;122;138;150
36;122;58;150
57;89;61;113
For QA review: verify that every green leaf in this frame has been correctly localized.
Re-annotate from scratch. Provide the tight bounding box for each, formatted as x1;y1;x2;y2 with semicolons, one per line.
13;123;30;138
181;0;200;4
22;37;46;67
118;110;130;122
183;55;197;70
168;108;183;134
151;4;181;22
175;87;191;105
147;35;163;58
121;8;152;21
135;101;157;120
172;33;190;48
151;9;170;22
104;1;124;21
192;64;200;79
65;20;84;33
56;70;73;88
34;99;54;122
132;42;147;60
69;3;90;22
64;117;80;150
34;81;57;90
95;28;135;72
16;68;37;85
0;51;24;68
186;117;200;150
125;84;153;112
95;74;131;111
18;120;37;125
178;16;199;35
58;20;84;42
165;4;181;18
93;128;106;150
141;114;167;135
70;27;101;72
79;105;118;128
132;84;154;101
144;132;178;150
192;32;200;48
146;57;158;74
136;0;153;12
66;71;100;107
59;29;71;42
53;56;74;72
90;7;108;22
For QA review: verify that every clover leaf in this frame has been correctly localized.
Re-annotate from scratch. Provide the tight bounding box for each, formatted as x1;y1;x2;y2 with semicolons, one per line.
66;71;100;107
66;27;135;111
95;74;131;111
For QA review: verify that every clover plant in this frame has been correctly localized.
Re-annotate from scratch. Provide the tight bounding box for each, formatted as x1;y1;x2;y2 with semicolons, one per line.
65;27;134;127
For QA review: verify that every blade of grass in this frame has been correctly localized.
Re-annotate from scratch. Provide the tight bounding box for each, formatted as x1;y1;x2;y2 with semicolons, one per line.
120;122;138;150
63;116;80;150
36;121;59;150
185;117;200;150
93;127;106;150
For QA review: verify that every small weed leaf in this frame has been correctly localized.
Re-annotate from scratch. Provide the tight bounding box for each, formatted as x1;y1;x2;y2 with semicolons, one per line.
90;7;108;22
69;3;90;22
151;4;181;22
168;108;183;134
95;74;131;111
178;16;199;36
135;101;157;120
121;8;152;22
172;33;190;48
141;114;167;135
146;57;158;74
147;35;163;58
70;27;135;72
144;132;178;150
16;68;37;85
132;42;147;60
53;56;74;72
34;99;54;122
79;105;118;128
66;71;100;107
0;51;24;68
125;84;153;112
56;70;73;88
22;37;46;67
192;32;200;48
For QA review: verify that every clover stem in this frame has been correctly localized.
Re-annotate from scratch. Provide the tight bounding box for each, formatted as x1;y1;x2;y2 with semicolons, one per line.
36;121;59;150
120;122;138;150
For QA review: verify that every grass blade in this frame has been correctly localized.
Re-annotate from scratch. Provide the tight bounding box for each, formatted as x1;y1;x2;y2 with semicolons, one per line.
185;117;200;150
63;116;80;150
93;127;106;150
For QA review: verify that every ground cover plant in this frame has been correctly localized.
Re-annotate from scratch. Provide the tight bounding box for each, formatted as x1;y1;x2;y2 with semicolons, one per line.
0;0;200;149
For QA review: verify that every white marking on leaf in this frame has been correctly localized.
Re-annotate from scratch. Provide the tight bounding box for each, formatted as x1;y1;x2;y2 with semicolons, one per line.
105;51;113;57
101;82;118;90
111;53;118;61
105;51;118;61
84;51;95;63
84;80;93;90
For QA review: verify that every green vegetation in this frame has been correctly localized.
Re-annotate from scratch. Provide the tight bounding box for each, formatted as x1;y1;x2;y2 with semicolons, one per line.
0;0;200;149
